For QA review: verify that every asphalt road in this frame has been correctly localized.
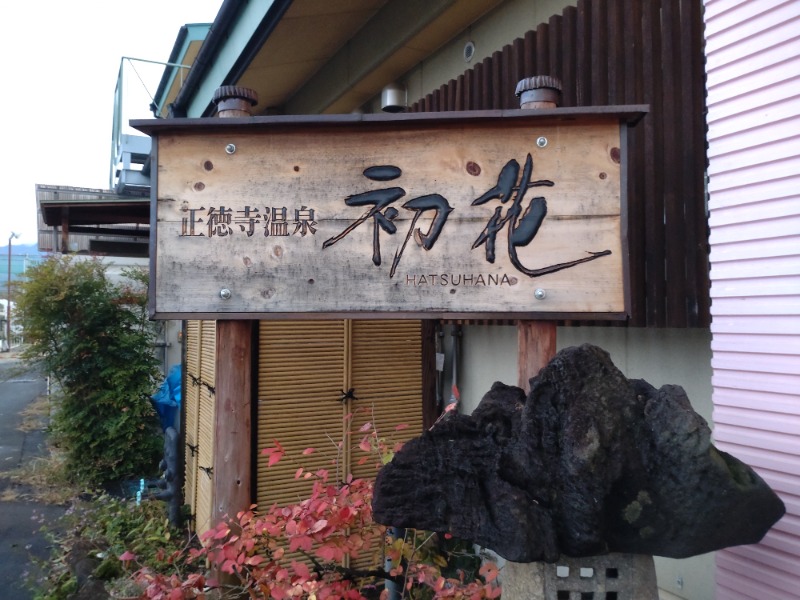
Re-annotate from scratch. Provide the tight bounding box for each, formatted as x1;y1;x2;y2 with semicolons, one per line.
0;354;66;600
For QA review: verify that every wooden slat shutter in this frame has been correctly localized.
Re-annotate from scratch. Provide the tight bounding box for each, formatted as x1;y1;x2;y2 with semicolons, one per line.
195;321;217;534
257;320;347;508
183;320;217;535
256;319;425;573
350;320;425;481
183;321;201;520
349;320;425;571
256;319;424;505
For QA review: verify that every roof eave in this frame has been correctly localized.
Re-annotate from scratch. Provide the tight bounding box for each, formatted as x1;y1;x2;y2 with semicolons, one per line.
169;0;291;118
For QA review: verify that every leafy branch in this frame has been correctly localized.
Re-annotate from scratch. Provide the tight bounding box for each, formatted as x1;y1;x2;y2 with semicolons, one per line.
135;417;501;599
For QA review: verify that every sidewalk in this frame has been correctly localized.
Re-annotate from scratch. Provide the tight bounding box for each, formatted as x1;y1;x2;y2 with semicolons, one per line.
0;355;65;599
0;345;25;361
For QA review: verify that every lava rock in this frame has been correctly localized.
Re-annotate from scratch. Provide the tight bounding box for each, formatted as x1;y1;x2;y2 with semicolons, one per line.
372;344;785;562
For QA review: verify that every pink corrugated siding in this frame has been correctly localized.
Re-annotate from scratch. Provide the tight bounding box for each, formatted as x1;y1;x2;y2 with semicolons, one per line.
704;0;800;597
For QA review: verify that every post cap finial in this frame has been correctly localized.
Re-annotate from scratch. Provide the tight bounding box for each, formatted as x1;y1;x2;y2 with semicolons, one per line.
515;76;562;109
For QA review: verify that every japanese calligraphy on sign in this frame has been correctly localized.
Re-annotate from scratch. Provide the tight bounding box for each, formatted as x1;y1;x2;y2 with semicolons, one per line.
144;111;631;319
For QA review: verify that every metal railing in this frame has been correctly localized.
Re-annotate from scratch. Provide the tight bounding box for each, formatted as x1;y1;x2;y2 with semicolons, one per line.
110;57;190;190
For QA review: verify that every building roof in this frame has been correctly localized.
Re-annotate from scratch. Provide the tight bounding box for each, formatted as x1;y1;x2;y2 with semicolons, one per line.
159;0;504;118
36;185;149;229
151;23;212;118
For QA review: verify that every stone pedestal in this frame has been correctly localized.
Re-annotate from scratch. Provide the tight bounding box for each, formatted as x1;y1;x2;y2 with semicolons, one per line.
502;561;546;600
502;554;658;600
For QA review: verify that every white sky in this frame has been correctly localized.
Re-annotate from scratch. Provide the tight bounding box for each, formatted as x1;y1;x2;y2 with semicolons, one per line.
0;0;223;245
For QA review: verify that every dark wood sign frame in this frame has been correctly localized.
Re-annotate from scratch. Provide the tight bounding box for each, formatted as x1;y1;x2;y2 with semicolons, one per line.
135;106;645;321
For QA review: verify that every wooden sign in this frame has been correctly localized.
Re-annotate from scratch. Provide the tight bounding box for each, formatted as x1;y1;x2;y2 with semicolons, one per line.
137;109;641;320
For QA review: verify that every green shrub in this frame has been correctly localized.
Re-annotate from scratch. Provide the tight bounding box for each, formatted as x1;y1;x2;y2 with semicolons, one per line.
34;495;200;600
16;256;162;485
76;495;189;568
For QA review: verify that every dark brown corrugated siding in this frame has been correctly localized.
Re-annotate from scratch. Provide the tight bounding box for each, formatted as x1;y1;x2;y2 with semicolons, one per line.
410;0;710;328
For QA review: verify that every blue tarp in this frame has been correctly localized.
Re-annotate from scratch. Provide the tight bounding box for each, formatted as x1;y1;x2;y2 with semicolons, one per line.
151;364;181;430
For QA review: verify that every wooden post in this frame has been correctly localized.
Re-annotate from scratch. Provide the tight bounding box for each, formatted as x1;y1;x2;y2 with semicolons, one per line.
211;86;259;524
212;320;253;522
60;207;70;252
505;75;564;600
516;76;561;392
507;75;658;600
514;77;562;392
517;320;557;393
511;319;556;599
